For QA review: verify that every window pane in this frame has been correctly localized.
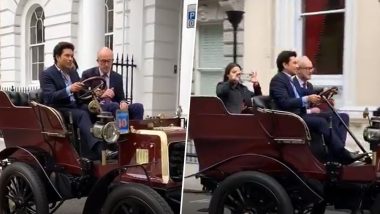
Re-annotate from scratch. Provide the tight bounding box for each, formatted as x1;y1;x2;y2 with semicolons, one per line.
30;7;45;82
38;63;44;80
38;45;44;62
32;64;38;80
303;0;345;13
35;7;43;18
30;12;37;26
303;13;344;75
105;35;113;50
104;7;108;32
199;24;223;68
109;35;113;50
108;11;113;33
32;46;37;63
106;0;113;10
36;20;43;43
30;26;36;44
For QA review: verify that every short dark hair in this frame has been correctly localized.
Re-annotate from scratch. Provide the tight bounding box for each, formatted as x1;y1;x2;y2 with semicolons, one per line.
276;50;297;72
73;57;78;70
53;42;75;64
223;62;241;81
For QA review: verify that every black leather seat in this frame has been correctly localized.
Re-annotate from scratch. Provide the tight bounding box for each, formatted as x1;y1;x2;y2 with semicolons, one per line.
3;89;43;106
4;91;28;106
252;96;277;109
28;89;43;103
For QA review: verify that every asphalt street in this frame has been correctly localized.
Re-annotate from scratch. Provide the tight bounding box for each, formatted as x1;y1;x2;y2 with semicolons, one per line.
55;198;86;214
181;191;351;214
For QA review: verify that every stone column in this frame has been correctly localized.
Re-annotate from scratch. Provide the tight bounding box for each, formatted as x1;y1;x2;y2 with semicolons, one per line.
77;0;105;73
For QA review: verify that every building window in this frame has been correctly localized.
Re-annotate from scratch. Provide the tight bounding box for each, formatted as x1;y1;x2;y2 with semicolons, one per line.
29;6;45;81
105;0;114;49
301;0;345;75
194;24;224;95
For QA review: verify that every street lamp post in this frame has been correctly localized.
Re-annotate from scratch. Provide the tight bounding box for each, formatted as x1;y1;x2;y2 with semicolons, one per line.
226;10;244;63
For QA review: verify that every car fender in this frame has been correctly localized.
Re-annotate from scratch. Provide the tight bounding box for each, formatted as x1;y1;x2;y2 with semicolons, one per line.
0;146;63;199
186;153;324;203
82;164;150;214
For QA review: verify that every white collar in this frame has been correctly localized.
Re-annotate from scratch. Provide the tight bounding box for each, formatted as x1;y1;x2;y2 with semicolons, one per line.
282;71;293;79
295;75;308;88
98;68;110;77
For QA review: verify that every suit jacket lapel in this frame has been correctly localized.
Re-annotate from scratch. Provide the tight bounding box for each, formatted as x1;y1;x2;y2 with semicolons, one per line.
279;72;296;98
69;70;79;83
109;72;116;88
292;77;305;96
52;66;67;89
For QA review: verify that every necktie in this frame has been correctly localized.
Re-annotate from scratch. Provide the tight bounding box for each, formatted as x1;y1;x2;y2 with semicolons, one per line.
303;82;307;89
102;74;109;88
61;73;75;102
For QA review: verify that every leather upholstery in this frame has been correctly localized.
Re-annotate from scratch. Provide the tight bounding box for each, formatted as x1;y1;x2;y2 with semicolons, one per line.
3;89;43;106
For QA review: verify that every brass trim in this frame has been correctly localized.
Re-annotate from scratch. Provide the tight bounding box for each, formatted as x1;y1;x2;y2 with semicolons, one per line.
135;129;169;184
31;101;67;134
260;108;311;141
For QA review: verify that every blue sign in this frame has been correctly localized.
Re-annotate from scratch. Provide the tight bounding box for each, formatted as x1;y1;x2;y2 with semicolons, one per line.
187;4;196;28
116;110;129;134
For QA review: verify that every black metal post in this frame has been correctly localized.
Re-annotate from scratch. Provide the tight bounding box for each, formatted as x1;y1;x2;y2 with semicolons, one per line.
226;11;244;63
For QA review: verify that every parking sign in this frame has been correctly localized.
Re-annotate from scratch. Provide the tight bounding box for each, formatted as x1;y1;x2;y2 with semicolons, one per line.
187;4;196;28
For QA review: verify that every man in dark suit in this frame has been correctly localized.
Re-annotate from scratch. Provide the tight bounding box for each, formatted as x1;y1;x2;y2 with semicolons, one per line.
81;47;144;120
40;42;104;160
269;50;365;164
294;56;350;143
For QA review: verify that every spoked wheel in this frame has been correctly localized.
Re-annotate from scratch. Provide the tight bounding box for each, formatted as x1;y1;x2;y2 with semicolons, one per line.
102;183;173;214
0;162;48;214
209;171;293;214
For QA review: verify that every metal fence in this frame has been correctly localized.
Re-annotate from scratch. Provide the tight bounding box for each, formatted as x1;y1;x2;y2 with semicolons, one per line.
113;54;137;103
186;140;198;164
0;86;39;93
0;53;137;102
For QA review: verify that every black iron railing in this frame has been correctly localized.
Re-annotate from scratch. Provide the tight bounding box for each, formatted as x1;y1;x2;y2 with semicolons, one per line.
0;86;39;93
113;54;137;103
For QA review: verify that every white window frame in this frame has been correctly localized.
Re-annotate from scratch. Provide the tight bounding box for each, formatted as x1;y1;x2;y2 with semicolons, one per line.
290;0;356;106
105;0;114;49
28;6;45;85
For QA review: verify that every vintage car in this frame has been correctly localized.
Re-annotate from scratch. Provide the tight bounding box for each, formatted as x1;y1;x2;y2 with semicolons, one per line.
188;94;380;214
0;79;186;214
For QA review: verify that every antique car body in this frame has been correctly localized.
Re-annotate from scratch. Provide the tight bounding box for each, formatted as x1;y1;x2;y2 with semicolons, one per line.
0;90;186;214
189;96;380;214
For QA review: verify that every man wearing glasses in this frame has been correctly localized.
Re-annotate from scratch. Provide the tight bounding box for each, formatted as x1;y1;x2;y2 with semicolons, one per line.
294;56;351;154
82;47;144;120
270;51;365;164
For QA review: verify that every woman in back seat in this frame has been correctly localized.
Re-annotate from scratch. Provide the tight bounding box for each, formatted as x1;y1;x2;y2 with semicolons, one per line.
216;63;262;113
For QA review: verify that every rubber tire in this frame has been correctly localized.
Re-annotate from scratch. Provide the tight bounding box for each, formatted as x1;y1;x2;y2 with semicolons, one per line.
102;183;174;214
209;171;293;214
0;162;49;214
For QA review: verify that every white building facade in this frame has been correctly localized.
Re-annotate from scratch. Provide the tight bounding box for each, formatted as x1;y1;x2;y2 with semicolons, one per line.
0;0;196;116
185;0;380;191
193;0;380;110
